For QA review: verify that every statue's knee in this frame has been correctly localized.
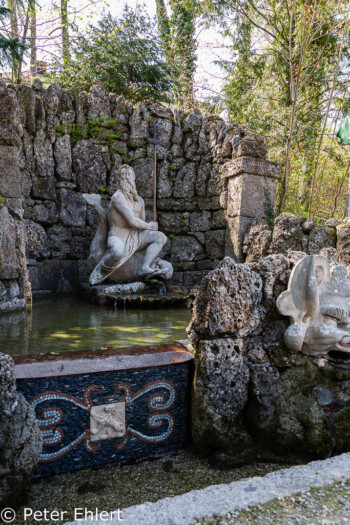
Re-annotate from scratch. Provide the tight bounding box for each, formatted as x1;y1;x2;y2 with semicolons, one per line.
110;246;123;261
155;232;167;246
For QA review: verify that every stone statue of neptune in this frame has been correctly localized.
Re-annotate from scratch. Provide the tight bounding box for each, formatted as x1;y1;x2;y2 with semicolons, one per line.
83;165;173;288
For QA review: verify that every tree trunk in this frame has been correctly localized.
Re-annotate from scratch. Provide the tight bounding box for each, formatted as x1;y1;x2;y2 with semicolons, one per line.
61;0;71;64
7;0;19;81
30;3;36;75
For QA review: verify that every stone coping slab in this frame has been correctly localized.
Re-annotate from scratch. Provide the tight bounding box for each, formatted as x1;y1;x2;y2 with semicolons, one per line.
65;452;350;525
222;156;281;179
13;344;193;378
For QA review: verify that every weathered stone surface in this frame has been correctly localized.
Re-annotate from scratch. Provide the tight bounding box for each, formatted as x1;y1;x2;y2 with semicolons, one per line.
158;212;188;233
31;174;56;200
206;167;222;197
73;139;107;193
212;209;226;229
190;249;350;464
301;218;315;233
188;257;263;344
33;130;54;177
133;158;153;198
173;163;196;199
25;219;49;260
54;134;72;181
129;103;149;148
236;136;267;159
0;279;25;312
29;260;61;291
108;158;123;193
243;223;272;263
47;225;71;258
0;81;21;147
0;353;42;506
223;156;280;179
16;84;36;135
190;211;212;232
271;213;306;254
336;223;350;265
227;174;276;219
196;163;211;196
307;225;335;254
326;218;341;229
88;82;111;119
250;253;291;307
59;189;86;227
0;145;22;198
0;206;21;279
183;270;209;289
205;230;225;258
24;200;58;225
157;160;172;198
151;117;173;148
192;338;252;457
171;236;204;262
225;216;254;261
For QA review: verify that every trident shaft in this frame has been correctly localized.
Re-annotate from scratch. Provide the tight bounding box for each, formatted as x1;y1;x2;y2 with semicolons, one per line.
153;123;158;222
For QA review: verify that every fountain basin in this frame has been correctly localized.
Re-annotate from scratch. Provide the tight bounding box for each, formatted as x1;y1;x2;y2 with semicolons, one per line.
14;344;193;479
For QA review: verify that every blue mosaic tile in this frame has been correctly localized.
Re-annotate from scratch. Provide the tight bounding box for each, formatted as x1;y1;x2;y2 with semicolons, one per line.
16;361;193;479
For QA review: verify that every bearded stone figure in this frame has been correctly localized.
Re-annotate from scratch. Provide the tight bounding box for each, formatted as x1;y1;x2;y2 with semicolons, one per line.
83;165;173;287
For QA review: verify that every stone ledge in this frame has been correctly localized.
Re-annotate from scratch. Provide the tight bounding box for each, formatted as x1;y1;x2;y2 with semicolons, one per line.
64;452;350;525
222;156;281;179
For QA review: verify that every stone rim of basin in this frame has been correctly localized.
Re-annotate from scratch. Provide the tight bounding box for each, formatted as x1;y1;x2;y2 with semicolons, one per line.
13;343;194;379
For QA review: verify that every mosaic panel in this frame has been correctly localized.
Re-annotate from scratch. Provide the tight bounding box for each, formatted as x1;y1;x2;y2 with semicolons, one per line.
16;362;192;478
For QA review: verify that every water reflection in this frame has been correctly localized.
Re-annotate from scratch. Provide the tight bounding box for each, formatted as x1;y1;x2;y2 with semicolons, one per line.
0;296;191;356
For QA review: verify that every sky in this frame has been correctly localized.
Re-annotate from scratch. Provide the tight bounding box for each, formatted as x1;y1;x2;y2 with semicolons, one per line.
32;0;230;100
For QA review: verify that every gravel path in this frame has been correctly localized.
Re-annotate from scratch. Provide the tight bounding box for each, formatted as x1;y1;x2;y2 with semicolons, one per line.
16;449;287;525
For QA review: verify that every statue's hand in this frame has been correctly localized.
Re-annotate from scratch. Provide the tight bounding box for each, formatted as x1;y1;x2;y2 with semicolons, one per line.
148;221;158;231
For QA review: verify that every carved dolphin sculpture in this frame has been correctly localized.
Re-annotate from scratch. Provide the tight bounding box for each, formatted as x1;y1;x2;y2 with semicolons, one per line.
277;255;350;360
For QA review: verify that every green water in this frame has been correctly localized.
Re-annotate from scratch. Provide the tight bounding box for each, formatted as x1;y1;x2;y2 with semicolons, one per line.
0;297;191;356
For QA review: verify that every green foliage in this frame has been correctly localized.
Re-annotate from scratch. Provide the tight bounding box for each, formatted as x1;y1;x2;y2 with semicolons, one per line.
180;218;187;226
156;0;197;108
56;117;121;145
198;0;350;219
51;5;173;103
0;2;24;69
0;196;5;205
97;186;108;194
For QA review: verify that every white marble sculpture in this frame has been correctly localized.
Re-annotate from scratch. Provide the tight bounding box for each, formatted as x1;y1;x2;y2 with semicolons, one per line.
277;255;350;358
83;165;173;288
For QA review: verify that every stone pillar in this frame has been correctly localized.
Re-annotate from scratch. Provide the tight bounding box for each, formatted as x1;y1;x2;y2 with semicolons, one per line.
222;146;280;261
0;81;32;311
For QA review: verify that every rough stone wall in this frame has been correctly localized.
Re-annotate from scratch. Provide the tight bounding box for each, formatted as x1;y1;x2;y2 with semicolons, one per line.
188;248;350;463
0;82;31;311
0;79;279;308
243;213;350;266
0;352;42;505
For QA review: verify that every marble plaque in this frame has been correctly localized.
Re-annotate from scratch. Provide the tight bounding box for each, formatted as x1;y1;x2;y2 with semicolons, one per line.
90;402;126;442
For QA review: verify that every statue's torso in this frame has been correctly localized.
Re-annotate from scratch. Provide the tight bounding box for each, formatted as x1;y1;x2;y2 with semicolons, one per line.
108;191;142;240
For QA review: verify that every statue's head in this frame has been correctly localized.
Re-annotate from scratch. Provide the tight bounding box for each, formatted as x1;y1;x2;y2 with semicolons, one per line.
117;165;138;201
277;255;350;377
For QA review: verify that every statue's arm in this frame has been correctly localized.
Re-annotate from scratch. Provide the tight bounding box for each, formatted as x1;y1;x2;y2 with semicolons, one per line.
139;197;146;221
112;194;157;230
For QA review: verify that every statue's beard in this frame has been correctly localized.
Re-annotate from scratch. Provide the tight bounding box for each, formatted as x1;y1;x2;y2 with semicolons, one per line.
120;179;138;202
